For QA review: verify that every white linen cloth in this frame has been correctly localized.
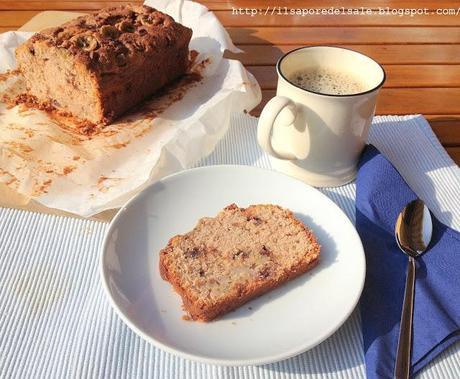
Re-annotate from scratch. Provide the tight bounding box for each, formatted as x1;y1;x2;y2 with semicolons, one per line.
1;114;460;378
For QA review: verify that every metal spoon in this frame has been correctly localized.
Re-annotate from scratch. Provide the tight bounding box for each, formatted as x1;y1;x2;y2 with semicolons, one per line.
394;199;433;379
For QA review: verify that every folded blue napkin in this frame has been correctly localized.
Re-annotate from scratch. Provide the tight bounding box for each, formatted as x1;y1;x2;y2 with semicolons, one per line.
356;145;460;378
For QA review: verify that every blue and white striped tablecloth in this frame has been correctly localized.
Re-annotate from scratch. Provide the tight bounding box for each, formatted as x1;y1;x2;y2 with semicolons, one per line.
1;114;460;378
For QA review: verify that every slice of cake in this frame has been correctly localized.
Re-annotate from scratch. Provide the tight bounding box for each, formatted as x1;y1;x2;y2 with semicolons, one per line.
15;5;192;131
159;204;320;321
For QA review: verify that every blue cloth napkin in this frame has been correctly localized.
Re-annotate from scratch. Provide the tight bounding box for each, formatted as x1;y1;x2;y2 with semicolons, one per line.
356;145;460;379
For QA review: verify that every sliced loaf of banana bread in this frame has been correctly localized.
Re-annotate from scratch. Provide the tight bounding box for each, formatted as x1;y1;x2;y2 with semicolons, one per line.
15;5;192;131
159;204;320;321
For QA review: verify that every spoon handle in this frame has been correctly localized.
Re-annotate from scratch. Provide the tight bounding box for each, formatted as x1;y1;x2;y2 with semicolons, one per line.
395;256;416;379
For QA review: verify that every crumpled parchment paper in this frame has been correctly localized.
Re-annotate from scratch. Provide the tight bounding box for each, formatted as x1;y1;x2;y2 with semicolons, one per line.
0;0;261;217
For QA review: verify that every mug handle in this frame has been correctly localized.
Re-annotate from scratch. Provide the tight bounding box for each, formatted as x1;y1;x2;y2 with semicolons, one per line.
257;96;298;160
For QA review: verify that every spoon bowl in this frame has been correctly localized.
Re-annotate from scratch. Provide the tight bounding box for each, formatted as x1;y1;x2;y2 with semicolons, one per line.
395;199;433;258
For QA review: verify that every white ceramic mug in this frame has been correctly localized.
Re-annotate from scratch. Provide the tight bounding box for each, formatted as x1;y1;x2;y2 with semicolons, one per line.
257;46;386;187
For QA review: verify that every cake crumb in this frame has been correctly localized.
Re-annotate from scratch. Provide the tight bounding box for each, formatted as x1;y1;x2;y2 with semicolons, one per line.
0;169;18;188
62;166;76;175
108;142;129;149
4;141;33;154
97;175;123;193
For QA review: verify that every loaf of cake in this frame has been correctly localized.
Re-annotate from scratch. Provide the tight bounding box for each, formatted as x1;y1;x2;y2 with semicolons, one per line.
159;204;320;321
15;5;192;130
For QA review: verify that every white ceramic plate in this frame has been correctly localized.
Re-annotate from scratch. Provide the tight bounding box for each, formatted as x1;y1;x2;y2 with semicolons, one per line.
100;165;365;366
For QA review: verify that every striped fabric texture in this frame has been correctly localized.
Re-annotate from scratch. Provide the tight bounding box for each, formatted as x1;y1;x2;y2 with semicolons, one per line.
1;114;460;378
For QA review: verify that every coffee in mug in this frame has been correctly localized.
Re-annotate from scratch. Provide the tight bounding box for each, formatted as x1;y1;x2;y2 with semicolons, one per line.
288;68;366;96
257;46;386;187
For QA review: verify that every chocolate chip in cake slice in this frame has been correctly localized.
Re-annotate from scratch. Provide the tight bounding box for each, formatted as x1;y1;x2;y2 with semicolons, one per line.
260;245;271;256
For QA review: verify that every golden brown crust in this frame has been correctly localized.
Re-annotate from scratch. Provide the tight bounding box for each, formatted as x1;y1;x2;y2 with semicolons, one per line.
159;204;321;322
160;254;319;321
25;5;192;76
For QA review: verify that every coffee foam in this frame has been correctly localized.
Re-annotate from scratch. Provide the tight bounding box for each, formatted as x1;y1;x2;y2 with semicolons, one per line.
289;68;367;95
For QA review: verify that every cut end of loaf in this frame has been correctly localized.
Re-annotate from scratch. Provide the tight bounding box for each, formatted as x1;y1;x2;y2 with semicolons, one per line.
159;204;320;321
15;42;103;125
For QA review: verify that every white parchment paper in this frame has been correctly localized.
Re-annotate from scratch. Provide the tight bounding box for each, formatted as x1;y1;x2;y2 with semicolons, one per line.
0;0;261;217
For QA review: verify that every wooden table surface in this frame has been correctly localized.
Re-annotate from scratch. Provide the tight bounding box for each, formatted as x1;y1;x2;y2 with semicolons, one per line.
1;0;460;163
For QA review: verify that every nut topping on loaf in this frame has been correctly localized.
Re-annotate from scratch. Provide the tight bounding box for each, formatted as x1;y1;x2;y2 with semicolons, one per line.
28;5;189;74
159;204;321;321
15;5;193;130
